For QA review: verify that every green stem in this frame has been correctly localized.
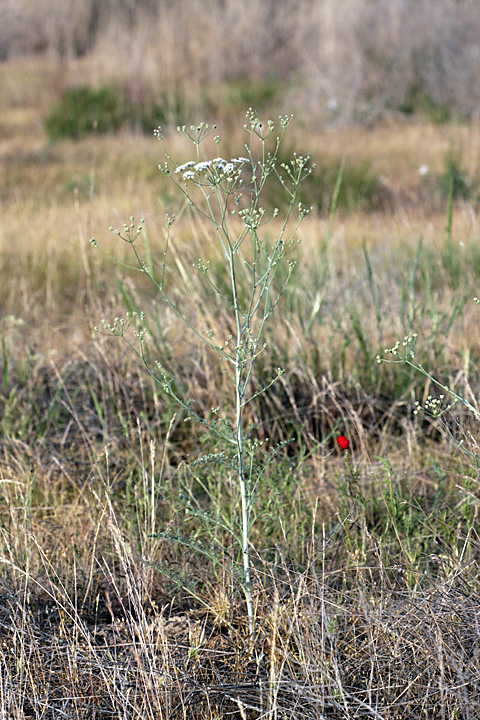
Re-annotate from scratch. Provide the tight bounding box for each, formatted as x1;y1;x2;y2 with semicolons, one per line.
229;251;254;636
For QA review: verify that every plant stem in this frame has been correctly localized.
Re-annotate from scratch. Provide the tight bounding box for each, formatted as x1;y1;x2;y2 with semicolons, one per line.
236;363;254;636
230;250;254;635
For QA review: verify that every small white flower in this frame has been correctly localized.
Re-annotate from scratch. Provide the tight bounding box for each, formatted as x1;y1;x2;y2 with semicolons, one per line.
220;163;236;174
195;161;213;172
183;170;196;180
418;164;429;176
232;156;249;164
175;161;195;173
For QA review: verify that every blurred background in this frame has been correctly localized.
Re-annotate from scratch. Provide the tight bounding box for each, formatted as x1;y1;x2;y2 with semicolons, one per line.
2;0;480;129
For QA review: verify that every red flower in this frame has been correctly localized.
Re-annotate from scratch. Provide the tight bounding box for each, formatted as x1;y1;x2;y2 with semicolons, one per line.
337;435;349;450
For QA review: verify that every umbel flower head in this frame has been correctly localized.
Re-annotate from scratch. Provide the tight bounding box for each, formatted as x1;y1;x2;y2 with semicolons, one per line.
337;435;349;450
174;156;249;184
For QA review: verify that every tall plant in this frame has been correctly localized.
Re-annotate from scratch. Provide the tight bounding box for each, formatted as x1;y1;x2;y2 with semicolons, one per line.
91;110;313;634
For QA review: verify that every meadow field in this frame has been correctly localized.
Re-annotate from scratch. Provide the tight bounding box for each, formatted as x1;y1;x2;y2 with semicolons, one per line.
1;39;480;719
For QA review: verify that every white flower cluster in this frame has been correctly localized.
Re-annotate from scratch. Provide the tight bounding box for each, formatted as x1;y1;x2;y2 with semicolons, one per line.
175;156;249;182
376;334;417;364
414;394;453;418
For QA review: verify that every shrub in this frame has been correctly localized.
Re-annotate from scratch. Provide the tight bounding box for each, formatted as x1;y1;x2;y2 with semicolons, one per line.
316;158;383;213
398;83;453;124
224;76;279;111
44;85;128;140
262;149;384;216
439;146;473;201
44;84;188;141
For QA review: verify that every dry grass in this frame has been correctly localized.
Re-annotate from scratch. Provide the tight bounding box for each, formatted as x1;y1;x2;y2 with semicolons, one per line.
0;59;480;717
1;454;479;719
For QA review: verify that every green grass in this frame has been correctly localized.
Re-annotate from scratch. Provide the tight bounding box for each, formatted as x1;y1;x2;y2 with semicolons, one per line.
44;83;189;141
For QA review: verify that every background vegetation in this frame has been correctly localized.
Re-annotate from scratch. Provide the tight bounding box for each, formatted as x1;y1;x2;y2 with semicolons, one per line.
1;2;480;717
2;0;480;125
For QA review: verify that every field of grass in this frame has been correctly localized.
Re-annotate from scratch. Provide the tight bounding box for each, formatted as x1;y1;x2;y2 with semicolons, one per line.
1;59;480;719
